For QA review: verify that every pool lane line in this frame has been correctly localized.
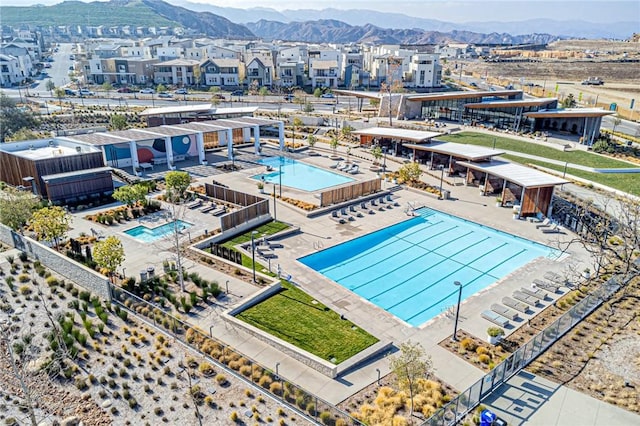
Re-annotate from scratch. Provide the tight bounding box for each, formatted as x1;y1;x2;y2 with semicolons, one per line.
326;223;458;284
317;218;448;277
375;240;510;309
402;246;530;324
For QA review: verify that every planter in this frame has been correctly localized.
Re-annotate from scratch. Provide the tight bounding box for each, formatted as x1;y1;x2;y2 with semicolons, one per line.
487;335;501;345
582;271;591;280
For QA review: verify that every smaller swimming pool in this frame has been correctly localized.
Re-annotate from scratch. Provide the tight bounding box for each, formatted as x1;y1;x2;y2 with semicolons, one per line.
124;220;192;243
252;156;354;191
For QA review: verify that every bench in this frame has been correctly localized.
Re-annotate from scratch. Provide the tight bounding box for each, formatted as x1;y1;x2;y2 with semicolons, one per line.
152;157;167;165
482;310;510;327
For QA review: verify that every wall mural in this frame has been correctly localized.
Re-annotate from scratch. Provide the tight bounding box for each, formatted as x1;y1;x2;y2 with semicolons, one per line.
103;135;197;163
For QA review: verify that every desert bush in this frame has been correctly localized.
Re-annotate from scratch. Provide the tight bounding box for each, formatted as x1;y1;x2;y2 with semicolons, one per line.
258;374;272;389
478;354;491;364
460;337;477;352
269;381;283;396
215;373;228;386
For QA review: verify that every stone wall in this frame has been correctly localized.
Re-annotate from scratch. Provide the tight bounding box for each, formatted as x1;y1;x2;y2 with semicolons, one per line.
0;224;111;301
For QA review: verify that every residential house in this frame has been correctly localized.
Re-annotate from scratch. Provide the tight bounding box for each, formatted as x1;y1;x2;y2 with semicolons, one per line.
200;58;241;87
277;61;304;88
245;57;272;87
0;54;24;87
406;54;442;88
309;60;339;88
153;59;201;86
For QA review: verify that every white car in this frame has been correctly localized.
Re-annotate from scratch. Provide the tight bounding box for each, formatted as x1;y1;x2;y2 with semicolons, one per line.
79;89;95;96
139;88;155;94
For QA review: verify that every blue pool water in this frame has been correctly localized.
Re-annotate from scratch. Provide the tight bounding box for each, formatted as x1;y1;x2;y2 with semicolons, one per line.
252;156;354;191
299;207;560;327
124;220;192;243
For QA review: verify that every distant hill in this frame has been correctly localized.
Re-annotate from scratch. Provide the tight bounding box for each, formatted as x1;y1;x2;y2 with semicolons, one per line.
176;2;638;40
0;0;255;39
246;20;561;45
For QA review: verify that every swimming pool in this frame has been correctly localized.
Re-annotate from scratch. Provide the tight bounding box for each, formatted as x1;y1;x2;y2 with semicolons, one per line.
252;156;354;191
299;207;560;327
124;220;192;243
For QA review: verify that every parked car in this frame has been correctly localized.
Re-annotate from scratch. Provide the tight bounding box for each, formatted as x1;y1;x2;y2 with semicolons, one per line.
230;90;244;96
64;88;76;96
158;92;173;98
79;88;95;96
68;65;74;70
117;87;132;93
320;93;335;98
139;88;155;94
175;88;188;95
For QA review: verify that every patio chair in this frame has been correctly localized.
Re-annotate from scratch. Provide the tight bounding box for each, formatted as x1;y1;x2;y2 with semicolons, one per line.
340;207;356;221
542;224;561;233
358;201;375;215
520;286;548;300
386;194;400;206
513;290;540;306
481;310;510;327
502;296;529;313
330;210;346;224
330;162;341;169
349;205;364;218
535;218;552;229
338;163;351;171
532;279;559;293
490;304;519;321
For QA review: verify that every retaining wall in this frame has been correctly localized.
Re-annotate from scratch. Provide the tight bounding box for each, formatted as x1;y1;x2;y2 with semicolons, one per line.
0;224;111;301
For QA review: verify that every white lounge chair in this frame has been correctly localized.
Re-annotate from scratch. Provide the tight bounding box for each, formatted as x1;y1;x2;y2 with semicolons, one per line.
542;224;561;233
330;162;341;169
338;163;351;171
491;304;519;321
502;296;529;313
520;287;548;300
482;310;510;327
348;164;359;174
513;290;540;306
536;218;551;229
532;279;559;293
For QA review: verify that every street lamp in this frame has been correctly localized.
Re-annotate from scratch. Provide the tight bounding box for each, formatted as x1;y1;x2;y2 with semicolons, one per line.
375;368;381;385
251;231;258;283
438;165;445;200
382;147;387;172
272;183;277;221
278;160;283;199
452;281;463;341
225;280;229;295
275;362;280;380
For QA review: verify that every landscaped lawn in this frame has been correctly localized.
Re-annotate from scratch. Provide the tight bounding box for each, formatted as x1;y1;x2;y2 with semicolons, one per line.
440;132;636;169
236;281;379;363
502;154;640;196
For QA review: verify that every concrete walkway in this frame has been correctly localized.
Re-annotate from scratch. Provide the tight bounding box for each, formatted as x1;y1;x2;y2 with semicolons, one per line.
483;371;640;426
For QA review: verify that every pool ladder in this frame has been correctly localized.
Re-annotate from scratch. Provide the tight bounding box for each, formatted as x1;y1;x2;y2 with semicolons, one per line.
313;240;324;250
405;201;417;216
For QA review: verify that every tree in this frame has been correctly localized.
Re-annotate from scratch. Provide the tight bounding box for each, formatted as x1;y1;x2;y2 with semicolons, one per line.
7;128;40;141
93;235;125;282
389;341;433;418
248;79;259;95
156;84;167;93
109;113;128;131
291;117;303;147
29;206;71;249
102;82;113;110
330;136;339;156
397;162;423;183
612;116;622;135
0;187;40;230
0;93;39;142
307;134;317;152
371;145;383;165
192;66;202;88
45;79;55;96
112;184;148;207
341;125;354;141
303;101;314;113
54;87;65;105
562;94;576;108
165;170;191;202
259;86;269;100
313;88;322;98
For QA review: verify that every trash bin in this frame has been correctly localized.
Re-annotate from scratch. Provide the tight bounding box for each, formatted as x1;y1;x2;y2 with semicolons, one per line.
139;270;148;281
442;189;451;200
480;409;497;426
146;266;155;278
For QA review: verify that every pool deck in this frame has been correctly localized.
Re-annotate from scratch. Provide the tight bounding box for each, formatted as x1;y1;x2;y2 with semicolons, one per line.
65;144;600;413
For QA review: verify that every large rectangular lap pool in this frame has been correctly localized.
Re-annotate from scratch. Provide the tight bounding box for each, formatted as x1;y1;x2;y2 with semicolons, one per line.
299;207;560;327
252;156;353;191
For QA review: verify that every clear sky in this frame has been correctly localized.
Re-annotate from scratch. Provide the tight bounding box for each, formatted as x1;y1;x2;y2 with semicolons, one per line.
2;0;638;23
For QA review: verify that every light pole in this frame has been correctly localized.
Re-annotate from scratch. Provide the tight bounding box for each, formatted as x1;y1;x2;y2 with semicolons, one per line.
452;281;463;341
438;165;445;200
225;280;229;295
386;84;392;127
251;231;258;283
272;183;277;221
278;161;283;199
275;362;280;380
382;147;387;173
375;368;381;385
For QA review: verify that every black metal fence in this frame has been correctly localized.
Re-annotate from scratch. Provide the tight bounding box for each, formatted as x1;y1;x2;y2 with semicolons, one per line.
110;285;363;426
422;275;623;426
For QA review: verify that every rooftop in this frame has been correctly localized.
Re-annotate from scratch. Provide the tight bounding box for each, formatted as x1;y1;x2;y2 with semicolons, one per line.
352;127;441;142
404;140;505;161
457;160;569;188
0;138;101;159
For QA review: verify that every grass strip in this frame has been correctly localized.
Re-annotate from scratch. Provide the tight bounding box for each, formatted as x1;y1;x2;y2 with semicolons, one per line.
236;281;378;363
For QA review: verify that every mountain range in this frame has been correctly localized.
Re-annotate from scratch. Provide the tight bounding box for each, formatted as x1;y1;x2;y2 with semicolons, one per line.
2;0;636;43
175;2;638;40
